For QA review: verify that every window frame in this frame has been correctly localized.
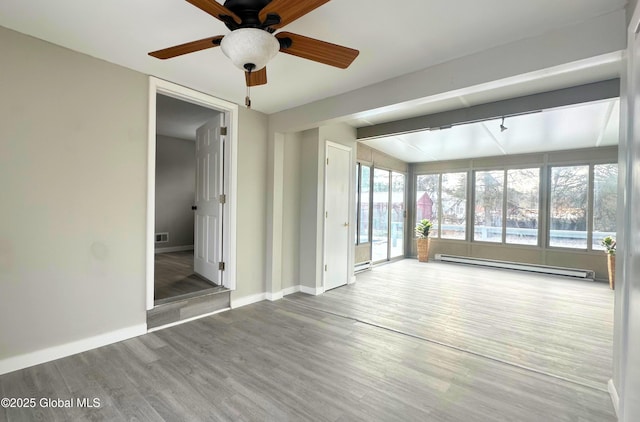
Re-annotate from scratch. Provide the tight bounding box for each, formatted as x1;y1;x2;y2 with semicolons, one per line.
355;161;373;245
414;171;469;241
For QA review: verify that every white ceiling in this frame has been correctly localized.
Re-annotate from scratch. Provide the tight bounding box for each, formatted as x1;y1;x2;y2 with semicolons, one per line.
0;0;627;114
361;98;620;163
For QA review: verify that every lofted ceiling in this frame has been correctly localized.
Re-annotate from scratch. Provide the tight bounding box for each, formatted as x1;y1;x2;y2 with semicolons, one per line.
0;0;627;115
361;98;620;163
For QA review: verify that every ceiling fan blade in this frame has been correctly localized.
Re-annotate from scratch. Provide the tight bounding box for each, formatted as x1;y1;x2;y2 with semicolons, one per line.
149;36;224;59
276;32;359;69
245;67;267;87
185;0;240;24
259;0;330;29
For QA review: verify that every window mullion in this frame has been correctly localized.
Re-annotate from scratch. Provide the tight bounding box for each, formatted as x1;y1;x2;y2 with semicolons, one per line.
502;170;508;244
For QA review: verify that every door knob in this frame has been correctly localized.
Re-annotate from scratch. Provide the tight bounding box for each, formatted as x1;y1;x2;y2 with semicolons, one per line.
343;222;349;227
192;206;197;210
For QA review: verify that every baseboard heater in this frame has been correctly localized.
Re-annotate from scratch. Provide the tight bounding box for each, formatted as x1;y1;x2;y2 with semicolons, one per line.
434;254;595;279
354;261;371;273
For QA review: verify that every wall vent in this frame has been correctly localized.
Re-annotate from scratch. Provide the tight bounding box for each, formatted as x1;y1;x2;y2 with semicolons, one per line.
435;254;595;279
155;232;169;243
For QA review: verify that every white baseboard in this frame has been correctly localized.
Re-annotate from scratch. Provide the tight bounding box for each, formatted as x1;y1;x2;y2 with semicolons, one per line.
0;323;146;376
155;245;194;254
266;291;284;301
283;285;301;296
349;276;357;284
230;292;266;309
300;285;324;296
229;284;319;308
608;379;619;417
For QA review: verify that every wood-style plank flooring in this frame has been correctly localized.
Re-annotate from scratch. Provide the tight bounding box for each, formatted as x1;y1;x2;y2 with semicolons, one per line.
0;260;616;421
154;251;216;302
288;260;614;391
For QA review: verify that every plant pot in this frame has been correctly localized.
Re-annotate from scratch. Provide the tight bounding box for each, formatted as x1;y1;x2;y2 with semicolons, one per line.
417;238;430;262
607;254;615;290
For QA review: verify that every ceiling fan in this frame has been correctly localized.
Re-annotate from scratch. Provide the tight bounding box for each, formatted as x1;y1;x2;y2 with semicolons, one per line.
149;0;359;106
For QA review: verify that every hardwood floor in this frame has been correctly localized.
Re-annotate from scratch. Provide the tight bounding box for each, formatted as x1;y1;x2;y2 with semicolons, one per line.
0;260;616;421
154;251;216;302
289;260;614;391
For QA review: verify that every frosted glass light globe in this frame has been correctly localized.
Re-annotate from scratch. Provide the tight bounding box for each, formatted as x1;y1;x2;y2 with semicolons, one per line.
220;28;280;71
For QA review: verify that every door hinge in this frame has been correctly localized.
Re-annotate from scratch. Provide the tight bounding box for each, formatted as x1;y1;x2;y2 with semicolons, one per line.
219;194;226;204
324;264;327;272
326;158;329;165
325;211;328;218
220;127;228;136
219;262;225;271
403;210;407;218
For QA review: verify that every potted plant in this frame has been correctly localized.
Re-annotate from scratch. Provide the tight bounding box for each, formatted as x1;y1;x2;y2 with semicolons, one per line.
415;219;433;262
601;236;616;289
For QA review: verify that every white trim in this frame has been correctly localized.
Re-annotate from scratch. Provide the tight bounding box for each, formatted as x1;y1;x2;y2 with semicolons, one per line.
608;379;619;417
349;276;357;284
0;324;146;376
154;245;194;254
230;293;266;309
283;285;301;296
301;285;325;296
229;286;302;309
147;307;230;333
266;291;284;301
147;77;239;311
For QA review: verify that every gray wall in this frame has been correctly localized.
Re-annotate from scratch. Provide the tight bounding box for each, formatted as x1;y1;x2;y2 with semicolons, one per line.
282;133;302;290
0;27;148;359
299;129;323;290
155;135;196;250
232;106;269;301
0;25;271;365
628;0;638;25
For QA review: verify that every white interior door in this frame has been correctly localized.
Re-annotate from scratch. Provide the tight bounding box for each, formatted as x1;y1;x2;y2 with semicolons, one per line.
194;115;224;284
324;142;352;291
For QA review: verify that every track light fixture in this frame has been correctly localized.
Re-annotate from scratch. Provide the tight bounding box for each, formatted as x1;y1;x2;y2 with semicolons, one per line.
500;117;508;132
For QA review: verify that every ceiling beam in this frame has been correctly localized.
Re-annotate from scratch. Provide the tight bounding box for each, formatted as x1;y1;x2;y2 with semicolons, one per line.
357;79;620;140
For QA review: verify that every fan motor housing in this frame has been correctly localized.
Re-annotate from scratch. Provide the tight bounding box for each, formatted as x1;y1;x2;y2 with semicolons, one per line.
224;0;273;28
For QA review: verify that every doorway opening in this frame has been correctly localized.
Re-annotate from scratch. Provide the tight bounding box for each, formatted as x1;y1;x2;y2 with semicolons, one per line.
146;77;238;314
371;169;406;263
153;94;223;304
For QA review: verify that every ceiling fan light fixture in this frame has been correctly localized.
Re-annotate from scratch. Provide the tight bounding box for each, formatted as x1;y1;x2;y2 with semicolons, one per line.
220;28;280;72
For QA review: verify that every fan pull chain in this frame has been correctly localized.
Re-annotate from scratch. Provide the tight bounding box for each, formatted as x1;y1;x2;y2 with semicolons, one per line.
244;63;255;109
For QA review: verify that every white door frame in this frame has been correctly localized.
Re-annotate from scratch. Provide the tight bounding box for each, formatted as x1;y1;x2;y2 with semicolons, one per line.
322;140;353;291
146;77;238;311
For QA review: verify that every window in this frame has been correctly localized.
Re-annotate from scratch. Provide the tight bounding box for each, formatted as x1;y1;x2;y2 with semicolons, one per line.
506;168;540;245
592;164;618;250
391;172;405;258
441;172;467;239
415;161;616;252
549;165;589;248
415;172;467;240
416;174;440;237
372;168;390;262
474;170;504;242
355;163;371;244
